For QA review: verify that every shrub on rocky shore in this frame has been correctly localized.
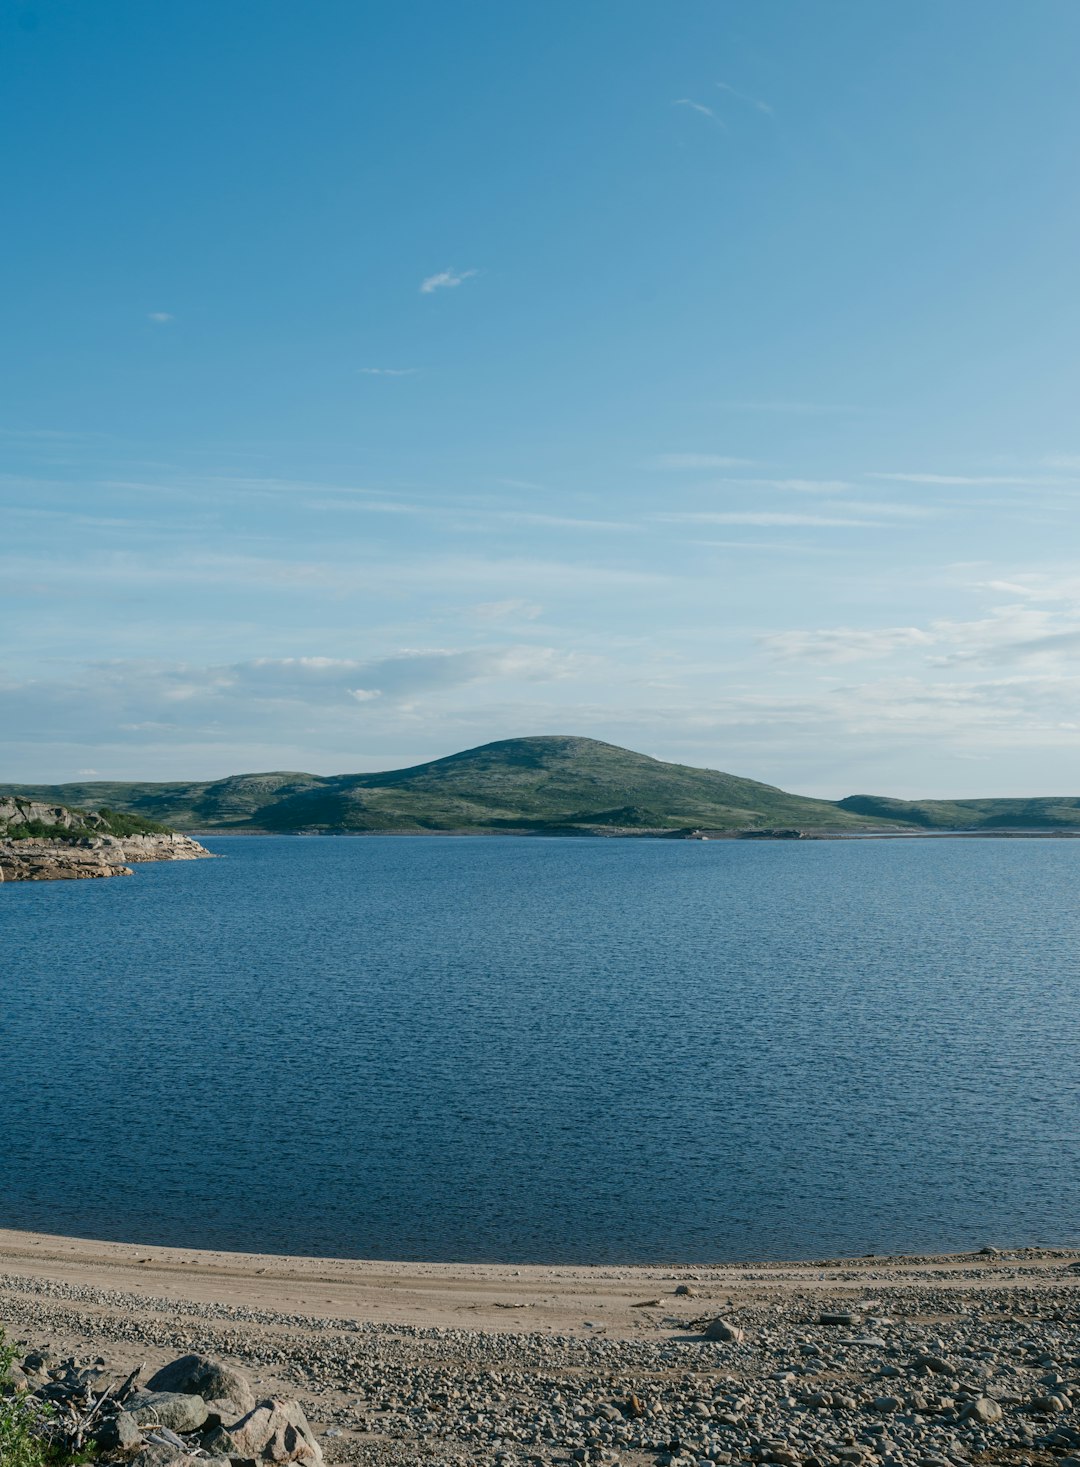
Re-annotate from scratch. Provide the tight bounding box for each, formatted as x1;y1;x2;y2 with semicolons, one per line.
1;1335;320;1467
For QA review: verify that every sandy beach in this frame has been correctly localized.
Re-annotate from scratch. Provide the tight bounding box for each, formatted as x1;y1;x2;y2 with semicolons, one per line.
2;1227;1078;1466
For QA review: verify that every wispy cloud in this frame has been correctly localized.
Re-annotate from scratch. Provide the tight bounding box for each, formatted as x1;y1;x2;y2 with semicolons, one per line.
959;628;1080;665
981;579;1048;598
761;626;934;663
869;472;1050;486
761;601;1080;669
147;312;174;324
718;400;854;415
305;497;422;516
826;499;937;519
97;473;394;504
654;511;876;528
358;367;418;376
719;477;856;494
498;511;640;532
419;268;478;295
470;599;543;622
0;548;667;597
649;453;756;470
976;573;1080;604
1042;455;1080;470
716;80;773;115
673;98;725;126
0;426;107;441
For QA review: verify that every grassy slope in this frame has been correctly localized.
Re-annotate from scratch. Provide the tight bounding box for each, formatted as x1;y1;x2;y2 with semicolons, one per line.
8;735;1079;835
0;773;324;831
255;736;884;833
2;736;883;834
837;793;1080;830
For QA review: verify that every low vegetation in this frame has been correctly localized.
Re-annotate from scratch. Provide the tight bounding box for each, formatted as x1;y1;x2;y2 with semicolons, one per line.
0;1331;59;1467
0;803;170;842
837;791;1080;829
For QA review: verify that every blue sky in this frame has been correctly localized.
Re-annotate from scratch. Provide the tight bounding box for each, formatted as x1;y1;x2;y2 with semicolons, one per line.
4;0;1080;795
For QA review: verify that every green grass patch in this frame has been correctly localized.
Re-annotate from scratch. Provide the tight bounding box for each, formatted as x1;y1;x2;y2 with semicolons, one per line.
0;1331;101;1466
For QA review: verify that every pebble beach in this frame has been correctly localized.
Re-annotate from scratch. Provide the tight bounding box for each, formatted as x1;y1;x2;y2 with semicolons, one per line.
1;1229;1078;1467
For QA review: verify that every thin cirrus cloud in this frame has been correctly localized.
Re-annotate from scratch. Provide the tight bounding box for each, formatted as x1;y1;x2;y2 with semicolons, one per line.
869;472;1051;486
649;453;757;469
654;510;877;528
715;477;856;493
978;628;1080;663
673;98;724;125
498;511;641;533
760;626;934;663
358;367;418;376
96;473;396;506
0;547;667;597
419;268;478;294
825;499;936;519
716;80;773;115
147;312;173;323
470;599;544;622
759;602;1080;669
976;574;1080;603
718;400;855;415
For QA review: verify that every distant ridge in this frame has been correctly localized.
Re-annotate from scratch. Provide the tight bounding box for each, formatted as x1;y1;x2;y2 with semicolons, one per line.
4;735;1080;835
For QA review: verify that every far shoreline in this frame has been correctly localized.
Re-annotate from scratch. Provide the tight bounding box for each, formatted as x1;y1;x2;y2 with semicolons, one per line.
188;826;1080;839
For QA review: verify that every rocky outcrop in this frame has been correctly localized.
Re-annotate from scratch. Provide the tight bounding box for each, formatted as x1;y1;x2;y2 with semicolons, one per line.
0;841;132;881
0;832;212;882
206;1398;323;1465
0;795;104;831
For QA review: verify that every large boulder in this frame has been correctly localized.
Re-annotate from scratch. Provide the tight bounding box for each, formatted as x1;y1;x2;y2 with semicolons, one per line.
94;1410;145;1452
205;1398;322;1465
125;1390;210;1432
1;1360;30;1394
128;1451;227;1467
965;1397;1004;1425
703;1317;745;1343
145;1354;256;1420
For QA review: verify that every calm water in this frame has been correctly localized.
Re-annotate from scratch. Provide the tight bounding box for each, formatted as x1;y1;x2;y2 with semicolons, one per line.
2;836;1077;1263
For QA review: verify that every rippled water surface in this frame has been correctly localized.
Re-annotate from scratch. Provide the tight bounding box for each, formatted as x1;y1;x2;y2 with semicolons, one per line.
2;835;1077;1262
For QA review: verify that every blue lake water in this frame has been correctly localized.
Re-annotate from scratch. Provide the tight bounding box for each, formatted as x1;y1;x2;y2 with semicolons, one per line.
2;835;1077;1263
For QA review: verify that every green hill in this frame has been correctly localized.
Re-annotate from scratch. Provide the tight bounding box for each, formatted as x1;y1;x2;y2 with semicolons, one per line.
6;736;1078;836
1;735;886;835
836;792;1080;830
